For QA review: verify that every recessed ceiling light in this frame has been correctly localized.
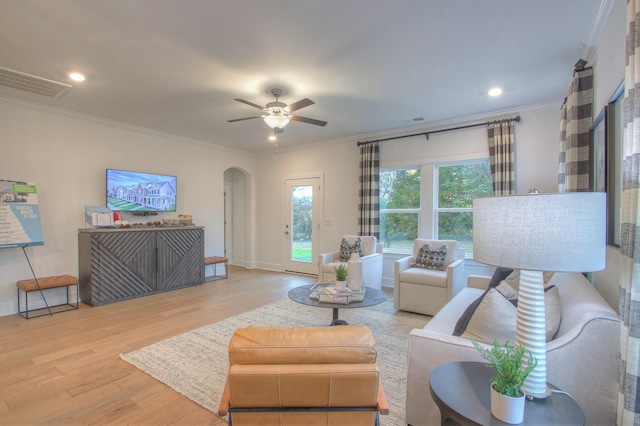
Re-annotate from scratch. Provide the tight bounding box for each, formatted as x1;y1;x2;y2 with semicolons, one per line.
488;87;503;97
69;72;85;82
268;135;277;141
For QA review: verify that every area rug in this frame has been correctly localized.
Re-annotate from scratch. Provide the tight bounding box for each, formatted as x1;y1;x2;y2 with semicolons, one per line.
120;298;429;425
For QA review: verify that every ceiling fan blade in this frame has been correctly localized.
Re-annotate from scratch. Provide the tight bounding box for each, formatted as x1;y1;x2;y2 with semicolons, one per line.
227;116;264;123
234;98;265;110
287;98;314;113
291;115;327;127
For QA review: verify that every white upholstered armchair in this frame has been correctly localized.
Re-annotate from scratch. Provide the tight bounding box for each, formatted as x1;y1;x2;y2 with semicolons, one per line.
318;235;383;290
394;239;465;316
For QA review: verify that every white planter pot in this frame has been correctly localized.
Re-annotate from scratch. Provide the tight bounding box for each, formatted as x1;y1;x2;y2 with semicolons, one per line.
490;386;525;424
334;280;347;291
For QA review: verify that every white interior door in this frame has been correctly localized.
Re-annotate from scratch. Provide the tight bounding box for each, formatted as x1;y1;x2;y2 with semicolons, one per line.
283;177;322;275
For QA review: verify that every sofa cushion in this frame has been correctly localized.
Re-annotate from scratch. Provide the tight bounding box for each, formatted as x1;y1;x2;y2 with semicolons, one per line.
412;243;448;271
495;281;518;299
452;267;514;335
454;284;562;344
460;288;518;344
338;237;364;262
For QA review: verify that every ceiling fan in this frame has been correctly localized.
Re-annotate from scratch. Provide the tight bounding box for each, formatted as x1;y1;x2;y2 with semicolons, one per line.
227;88;327;132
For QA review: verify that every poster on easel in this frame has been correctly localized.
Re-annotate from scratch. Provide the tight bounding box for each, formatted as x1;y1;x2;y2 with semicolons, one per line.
0;179;44;249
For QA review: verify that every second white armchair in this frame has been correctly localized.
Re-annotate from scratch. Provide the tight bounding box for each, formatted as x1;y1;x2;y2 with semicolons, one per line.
394;239;465;316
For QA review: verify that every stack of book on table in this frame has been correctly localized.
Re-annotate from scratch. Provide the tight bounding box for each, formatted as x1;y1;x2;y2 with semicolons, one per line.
309;284;366;304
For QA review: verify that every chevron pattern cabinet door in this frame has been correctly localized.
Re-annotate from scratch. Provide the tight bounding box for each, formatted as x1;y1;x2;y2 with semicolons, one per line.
78;227;204;306
156;228;204;292
87;231;156;306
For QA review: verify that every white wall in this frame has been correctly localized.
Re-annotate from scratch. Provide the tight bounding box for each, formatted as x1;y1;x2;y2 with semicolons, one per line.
0;98;256;315
254;104;563;287
593;0;626;115
254;138;359;271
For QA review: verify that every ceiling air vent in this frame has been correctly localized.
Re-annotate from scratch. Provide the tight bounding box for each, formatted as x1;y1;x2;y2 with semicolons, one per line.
0;67;71;98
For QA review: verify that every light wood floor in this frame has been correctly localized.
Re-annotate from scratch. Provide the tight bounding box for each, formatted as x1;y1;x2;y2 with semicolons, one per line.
0;266;318;425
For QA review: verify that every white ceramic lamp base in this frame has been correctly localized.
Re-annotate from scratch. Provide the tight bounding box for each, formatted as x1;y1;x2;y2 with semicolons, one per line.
515;269;550;399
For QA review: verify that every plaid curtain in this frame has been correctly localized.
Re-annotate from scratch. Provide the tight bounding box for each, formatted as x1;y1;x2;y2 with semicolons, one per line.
618;1;640;423
558;68;593;192
487;121;516;195
358;143;380;238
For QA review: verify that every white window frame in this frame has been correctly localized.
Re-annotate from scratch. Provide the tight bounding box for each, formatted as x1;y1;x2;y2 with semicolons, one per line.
433;159;491;256
379;166;421;254
380;159;490;256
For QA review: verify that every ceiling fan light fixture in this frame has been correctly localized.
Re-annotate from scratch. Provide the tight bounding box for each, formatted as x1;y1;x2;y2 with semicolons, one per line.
264;114;290;129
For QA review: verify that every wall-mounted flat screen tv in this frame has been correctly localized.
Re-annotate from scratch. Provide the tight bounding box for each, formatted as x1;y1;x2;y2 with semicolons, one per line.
106;169;177;212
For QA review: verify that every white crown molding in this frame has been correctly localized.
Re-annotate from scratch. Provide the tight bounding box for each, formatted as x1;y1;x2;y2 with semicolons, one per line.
580;0;617;64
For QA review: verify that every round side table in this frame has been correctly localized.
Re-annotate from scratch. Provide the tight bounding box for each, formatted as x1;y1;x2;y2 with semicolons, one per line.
429;362;585;425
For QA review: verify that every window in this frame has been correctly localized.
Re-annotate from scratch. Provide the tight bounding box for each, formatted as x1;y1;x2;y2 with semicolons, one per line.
380;168;420;252
380;160;492;255
435;162;492;253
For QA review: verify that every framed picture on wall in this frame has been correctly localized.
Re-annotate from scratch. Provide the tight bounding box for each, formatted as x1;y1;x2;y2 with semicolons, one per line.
606;81;624;248
590;80;624;248
590;106;607;193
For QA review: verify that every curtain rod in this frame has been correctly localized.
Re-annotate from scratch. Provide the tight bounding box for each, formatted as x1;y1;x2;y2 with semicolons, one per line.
356;115;521;147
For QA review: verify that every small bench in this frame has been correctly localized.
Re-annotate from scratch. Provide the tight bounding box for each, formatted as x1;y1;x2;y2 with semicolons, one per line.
204;256;228;281
17;275;79;319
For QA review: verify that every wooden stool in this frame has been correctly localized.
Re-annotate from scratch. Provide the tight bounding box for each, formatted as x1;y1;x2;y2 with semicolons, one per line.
204;256;228;281
17;275;79;319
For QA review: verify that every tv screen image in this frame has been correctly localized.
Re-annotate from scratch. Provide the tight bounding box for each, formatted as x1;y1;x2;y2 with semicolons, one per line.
106;169;177;212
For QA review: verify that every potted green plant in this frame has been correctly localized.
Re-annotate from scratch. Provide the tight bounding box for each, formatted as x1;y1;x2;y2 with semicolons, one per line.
333;264;348;291
472;339;537;424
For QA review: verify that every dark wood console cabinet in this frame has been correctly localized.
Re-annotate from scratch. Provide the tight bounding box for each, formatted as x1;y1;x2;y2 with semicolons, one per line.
78;226;204;306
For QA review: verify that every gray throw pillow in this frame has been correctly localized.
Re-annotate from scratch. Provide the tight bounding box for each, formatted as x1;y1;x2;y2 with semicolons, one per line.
412;244;448;271
338;237;364;262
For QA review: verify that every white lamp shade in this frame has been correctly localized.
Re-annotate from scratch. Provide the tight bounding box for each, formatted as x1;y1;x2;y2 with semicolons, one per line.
472;192;606;272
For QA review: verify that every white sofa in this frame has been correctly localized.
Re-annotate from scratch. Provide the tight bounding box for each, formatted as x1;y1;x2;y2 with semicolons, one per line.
405;272;621;426
318;235;383;290
394;239;465;316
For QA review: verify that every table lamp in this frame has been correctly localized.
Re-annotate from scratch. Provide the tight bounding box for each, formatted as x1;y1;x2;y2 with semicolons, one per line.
472;192;606;399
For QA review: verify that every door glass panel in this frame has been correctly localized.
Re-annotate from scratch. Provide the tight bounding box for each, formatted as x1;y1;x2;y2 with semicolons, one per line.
291;185;313;262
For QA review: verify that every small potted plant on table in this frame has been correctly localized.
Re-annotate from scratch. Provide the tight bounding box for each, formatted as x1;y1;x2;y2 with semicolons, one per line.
472;339;537;424
333;264;348;291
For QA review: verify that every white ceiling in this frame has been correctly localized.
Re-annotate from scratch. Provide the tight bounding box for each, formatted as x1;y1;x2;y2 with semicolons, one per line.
0;0;609;153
